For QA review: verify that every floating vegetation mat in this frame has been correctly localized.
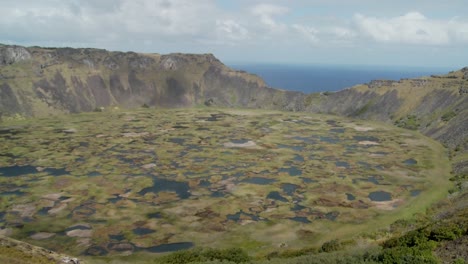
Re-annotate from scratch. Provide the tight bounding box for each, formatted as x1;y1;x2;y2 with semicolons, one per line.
0;108;450;257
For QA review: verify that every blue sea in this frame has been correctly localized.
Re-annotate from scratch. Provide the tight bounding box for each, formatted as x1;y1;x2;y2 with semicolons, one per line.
228;64;455;93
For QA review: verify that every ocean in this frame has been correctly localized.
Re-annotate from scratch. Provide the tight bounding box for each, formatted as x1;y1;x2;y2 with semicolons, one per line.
228;64;454;93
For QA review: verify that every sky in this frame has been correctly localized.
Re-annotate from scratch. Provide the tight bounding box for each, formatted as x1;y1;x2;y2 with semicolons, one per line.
1;0;467;68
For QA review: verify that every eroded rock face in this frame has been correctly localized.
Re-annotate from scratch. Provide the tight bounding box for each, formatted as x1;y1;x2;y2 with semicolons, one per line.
0;83;22;115
0;44;305;116
0;45;31;65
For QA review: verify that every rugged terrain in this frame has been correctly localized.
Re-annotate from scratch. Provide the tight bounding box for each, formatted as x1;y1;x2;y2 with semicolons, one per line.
0;44;467;263
0;44;303;118
1;43;465;179
1;44;466;153
0;108;450;259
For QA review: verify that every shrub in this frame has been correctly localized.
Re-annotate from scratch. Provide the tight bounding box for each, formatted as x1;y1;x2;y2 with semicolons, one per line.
441;111;456;122
383;229;431;248
394;115;420;130
379;246;439;264
320;239;342;253
429;224;464;241
158;248;250;264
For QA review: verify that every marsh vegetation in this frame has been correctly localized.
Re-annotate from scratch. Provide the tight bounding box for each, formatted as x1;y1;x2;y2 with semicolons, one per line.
0;108;451;259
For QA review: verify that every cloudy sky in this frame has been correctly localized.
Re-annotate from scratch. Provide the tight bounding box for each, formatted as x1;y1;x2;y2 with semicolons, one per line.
1;0;467;68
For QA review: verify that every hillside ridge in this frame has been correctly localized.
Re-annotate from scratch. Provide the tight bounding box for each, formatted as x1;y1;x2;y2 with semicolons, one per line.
0;44;304;118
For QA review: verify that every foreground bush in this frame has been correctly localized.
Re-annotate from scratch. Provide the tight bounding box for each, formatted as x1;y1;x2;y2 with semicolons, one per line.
157;248;250;264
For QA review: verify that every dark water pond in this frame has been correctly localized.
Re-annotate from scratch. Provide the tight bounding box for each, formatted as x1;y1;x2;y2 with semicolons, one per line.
291;204;307;211
358;161;371;169
374;165;385;171
109;234;126;241
353;175;381;185
198;179;211;187
88;171;101;177
133;227;155;235
346;193;356;201
108;196;123;204
301;177;317;183
330;128;345;133
227;210;260;222
168;138;186;145
1;190;26;196
242;177;276;185
367;176;381;185
289;216;311;223
139;177;191;199
335;161;350;168
279;167;302;176
210;191;225;198
325;211;339;221
37;207;51;216
292;136;316;144
143;242;194;253
277;144;304;152
0;165;37;177
147;212;162;219
43;167;68;176
353;135;380;142
293;155;305;162
368;191;392;201
282;183;299;196
403;158;417;165
320;136;340;144
267;191;288;202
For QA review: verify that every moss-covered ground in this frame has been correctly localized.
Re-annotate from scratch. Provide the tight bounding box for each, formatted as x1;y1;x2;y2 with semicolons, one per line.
0;107;452;259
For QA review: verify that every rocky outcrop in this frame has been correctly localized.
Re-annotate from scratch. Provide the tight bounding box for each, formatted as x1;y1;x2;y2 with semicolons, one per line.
0;44;304;117
0;45;31;65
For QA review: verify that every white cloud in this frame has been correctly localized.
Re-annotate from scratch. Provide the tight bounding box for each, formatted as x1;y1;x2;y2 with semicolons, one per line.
216;19;249;42
251;4;289;33
354;12;468;45
331;27;357;40
0;0;218;47
0;1;467;66
292;24;319;43
116;0;215;36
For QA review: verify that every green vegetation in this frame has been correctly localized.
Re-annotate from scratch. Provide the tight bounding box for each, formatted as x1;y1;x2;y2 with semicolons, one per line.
394;115;421;130
354;101;374;116
379;222;467;264
157;248;250;264
0;246;54;264
441;111;457;122
0;107;454;263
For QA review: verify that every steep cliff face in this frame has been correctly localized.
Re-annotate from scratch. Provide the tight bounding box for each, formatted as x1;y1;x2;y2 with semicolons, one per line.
0;44;304;117
304;70;468;152
0;44;466;156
